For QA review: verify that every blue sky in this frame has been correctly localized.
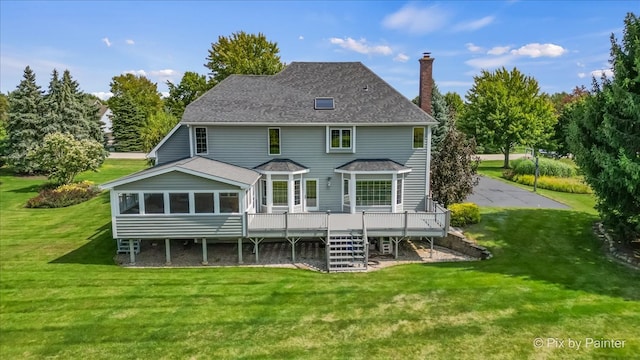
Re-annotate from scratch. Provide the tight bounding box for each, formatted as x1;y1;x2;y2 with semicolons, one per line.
0;1;635;101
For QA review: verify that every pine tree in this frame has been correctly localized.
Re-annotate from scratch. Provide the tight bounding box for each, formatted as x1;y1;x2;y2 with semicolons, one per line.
430;84;451;152
109;95;146;151
569;13;640;243
6;66;45;173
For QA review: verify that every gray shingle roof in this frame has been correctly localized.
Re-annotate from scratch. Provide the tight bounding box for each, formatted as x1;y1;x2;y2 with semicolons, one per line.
100;156;261;189
182;62;437;125
253;159;308;172
336;159;411;172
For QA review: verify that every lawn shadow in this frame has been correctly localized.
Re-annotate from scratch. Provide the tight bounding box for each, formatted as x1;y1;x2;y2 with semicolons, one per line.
49;222;117;266
435;208;640;301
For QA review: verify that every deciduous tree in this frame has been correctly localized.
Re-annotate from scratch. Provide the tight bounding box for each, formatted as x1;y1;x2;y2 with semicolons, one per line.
461;67;556;167
568;12;640;244
107;74;163;151
33;132;107;185
205;31;285;83
165;71;214;119
140;111;179;153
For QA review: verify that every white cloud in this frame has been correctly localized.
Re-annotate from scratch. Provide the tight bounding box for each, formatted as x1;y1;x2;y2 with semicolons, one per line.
382;4;449;34
591;69;614;78
298;35;304;40
438;80;474;87
329;37;392;55
510;43;566;58
466;43;483;53
124;69;147;76
453;16;495;32
577;72;586;78
126;39;135;45
488;46;510;55
465;55;514;69
576;61;585;68
393;53;409;62
102;37;112;47
92;91;113;100
150;69;177;77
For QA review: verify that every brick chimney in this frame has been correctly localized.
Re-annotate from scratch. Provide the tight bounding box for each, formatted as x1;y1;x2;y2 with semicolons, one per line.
419;52;434;115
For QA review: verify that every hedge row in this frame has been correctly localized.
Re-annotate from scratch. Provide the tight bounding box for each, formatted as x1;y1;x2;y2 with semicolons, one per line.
506;174;593;194
510;157;577;178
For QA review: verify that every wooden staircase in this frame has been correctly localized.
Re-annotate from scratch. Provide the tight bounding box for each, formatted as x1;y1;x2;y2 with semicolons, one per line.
326;234;367;272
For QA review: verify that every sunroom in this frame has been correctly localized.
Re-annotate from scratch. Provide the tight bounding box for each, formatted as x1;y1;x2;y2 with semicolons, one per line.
335;159;411;213
100;157;261;240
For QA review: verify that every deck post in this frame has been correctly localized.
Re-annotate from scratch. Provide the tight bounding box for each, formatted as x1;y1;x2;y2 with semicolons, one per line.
237;238;243;264
249;238;263;263
128;239;135;265
287;237;300;262
201;238;208;265
429;237;434;258
326;211;331;270
164;239;171;265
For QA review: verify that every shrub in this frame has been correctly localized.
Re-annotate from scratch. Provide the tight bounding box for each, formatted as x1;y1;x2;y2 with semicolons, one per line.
511;157;577;178
448;202;481;227
510;174;593;194
26;181;101;208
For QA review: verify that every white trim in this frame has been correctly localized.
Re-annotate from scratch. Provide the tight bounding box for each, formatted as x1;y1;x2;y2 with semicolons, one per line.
182;121;439;127
327;127;354;151
304;178;319;211
267;127;281;155
254;169;310;176
188;125;194;158
412;126;426;149
194;127;208;155
110;190;119;238
114;190;244;215
101;166;257;190
334;169;412;175
425;125;433;201
147;123;184;160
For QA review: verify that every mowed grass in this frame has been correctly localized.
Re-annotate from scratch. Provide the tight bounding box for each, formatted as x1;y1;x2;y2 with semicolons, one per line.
1;159;639;359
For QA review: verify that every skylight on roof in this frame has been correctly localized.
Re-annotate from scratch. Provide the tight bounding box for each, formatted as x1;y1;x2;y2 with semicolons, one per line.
314;97;334;110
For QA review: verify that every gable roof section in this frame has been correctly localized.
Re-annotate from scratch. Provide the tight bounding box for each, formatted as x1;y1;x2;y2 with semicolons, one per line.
146;123;184;159
100;156;261;190
335;159;412;174
182;62;437;126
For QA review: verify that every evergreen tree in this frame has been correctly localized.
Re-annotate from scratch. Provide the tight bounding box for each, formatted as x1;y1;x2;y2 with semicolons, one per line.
0;93;9;166
108;74;163;151
6;66;45;173
568;12;640;244
430;84;451;152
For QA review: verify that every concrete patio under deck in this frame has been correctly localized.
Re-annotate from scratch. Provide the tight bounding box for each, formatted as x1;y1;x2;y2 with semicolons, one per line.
115;238;474;271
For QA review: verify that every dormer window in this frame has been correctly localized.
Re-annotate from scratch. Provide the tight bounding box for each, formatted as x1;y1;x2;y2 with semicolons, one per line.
314;97;334;110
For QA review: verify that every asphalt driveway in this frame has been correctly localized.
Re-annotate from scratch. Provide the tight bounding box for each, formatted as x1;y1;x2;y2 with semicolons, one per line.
466;176;569;209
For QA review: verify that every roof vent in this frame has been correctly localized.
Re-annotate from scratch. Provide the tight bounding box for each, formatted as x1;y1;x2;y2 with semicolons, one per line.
314;97;335;110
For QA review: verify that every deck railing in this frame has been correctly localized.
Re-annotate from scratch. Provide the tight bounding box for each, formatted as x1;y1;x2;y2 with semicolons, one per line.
246;205;449;237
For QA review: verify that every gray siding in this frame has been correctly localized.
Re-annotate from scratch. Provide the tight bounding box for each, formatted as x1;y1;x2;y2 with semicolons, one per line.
115;215;243;238
156;125;190;165
114;171;239;191
199;125;427;212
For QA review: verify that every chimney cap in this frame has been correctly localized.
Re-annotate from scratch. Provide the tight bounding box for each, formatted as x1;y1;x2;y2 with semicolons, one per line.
422;52;431;58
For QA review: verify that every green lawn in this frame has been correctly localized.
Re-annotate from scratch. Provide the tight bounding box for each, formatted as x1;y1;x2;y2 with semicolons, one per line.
1;159;638;359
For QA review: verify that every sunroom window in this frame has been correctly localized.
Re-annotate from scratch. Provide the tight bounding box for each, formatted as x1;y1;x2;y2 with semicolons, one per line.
219;193;239;213
169;193;189;214
144;193;165;214
272;181;288;206
194;193;215;213
118;193;139;214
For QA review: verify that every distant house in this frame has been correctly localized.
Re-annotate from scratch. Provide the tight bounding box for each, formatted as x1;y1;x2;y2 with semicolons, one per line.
96;103;114;148
101;54;450;272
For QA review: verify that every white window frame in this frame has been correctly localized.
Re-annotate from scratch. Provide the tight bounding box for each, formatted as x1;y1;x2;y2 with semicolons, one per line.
114;190;243;215
268;127;281;155
195;127;208;155
413;127;425;149
304;178;319;211
326;126;356;153
354;179;393;207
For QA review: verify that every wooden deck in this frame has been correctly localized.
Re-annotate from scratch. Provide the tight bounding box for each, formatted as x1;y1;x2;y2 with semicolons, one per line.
246;206;450;239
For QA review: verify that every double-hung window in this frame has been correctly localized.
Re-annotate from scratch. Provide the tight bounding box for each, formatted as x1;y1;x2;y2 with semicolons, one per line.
195;127;208;154
328;127;354;152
